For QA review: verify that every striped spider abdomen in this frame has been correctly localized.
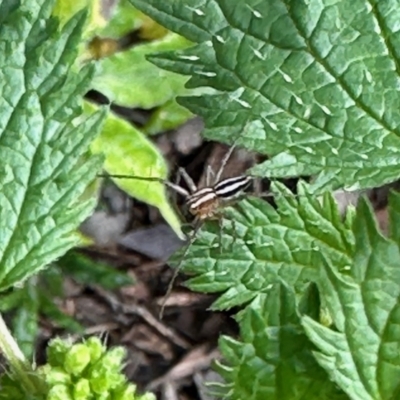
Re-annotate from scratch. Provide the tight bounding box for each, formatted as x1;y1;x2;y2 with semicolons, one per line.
214;175;252;200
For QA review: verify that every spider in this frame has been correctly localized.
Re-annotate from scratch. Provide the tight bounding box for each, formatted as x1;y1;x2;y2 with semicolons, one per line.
98;144;253;317
168;147;252;222
100;144;253;224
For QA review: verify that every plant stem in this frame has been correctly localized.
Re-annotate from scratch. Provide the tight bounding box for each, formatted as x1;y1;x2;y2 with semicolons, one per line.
0;313;37;391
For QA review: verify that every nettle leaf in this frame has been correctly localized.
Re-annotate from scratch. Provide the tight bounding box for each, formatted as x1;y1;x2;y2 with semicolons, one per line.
217;283;347;400
95;1;198;134
100;0;168;41
53;0;106;39
144;98;193;136
174;182;354;310
303;193;400;400
99;0;143;39
87;102;183;239
130;0;400;192
0;0;104;290
91;33;192;109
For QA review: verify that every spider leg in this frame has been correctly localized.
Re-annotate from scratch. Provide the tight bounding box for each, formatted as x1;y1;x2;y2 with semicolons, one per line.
214;145;236;185
159;218;203;319
164;181;190;197
206;165;215;187
97;173;165;183
217;214;224;254
178;167;197;193
230;218;238;249
164;167;190;211
251;175;262;196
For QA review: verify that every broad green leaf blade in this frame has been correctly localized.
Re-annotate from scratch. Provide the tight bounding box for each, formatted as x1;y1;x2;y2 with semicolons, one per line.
87;102;183;238
303;194;400;400
53;0;106;38
174;182;354;310
388;188;400;242
217;283;346;400
0;1;104;290
144;99;193;136
99;0;143;39
131;0;400;192
91;33;192;109
128;0;227;43
100;0;168;41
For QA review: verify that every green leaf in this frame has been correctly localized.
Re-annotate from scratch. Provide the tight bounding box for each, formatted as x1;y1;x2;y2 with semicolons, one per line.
217;283;346;400
12;280;40;359
175;182;354;310
40;267;83;333
128;0;227;43
303;193;400;400
41;264;65;298
53;0;106;39
0;1;104;291
1;268;83;358
99;0;143;39
0;290;24;313
87;102;183;238
144;99;193;136
91;33;192;109
130;0;400;192
40;292;83;334
0;1;19;25
57;251;133;290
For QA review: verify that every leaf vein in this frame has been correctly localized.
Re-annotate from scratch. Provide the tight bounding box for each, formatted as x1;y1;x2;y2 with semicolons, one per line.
281;0;399;139
214;1;400;144
368;0;400;79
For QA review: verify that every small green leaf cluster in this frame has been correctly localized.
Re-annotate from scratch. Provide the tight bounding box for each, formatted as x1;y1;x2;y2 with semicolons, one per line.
0;337;155;400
